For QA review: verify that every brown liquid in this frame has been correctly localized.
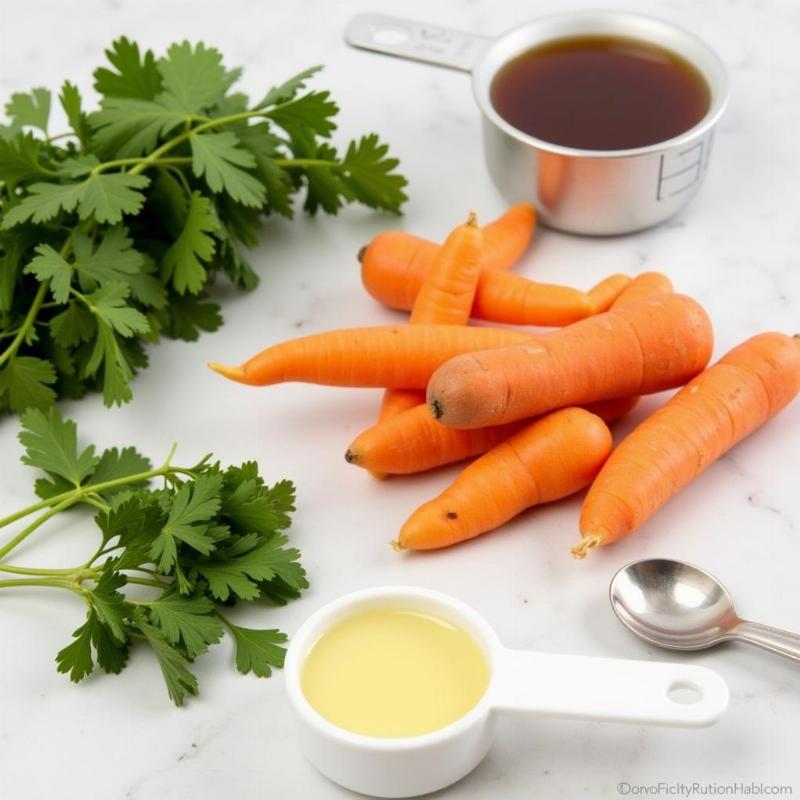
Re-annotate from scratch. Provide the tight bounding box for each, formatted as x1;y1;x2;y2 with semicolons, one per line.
490;35;711;151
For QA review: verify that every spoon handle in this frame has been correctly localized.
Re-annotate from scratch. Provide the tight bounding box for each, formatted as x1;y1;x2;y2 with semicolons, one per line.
733;621;800;662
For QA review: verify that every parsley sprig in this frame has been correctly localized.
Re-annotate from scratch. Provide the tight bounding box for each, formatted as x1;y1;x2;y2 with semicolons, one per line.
0;39;408;414
0;407;308;705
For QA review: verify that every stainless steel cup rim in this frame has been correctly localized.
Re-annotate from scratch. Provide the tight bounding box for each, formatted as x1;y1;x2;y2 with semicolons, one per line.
471;10;730;160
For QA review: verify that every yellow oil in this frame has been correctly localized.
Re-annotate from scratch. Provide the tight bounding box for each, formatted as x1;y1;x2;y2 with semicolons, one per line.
301;608;490;738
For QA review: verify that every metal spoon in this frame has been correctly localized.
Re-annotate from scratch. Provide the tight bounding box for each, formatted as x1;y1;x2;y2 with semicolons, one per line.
610;558;800;662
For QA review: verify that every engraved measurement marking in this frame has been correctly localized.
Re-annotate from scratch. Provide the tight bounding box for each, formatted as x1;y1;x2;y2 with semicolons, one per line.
656;139;706;201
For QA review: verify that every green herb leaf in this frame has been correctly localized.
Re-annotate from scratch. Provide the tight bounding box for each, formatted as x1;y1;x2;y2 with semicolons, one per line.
195;533;306;602
149;474;222;571
157;41;236;114
254;65;322;109
190;132;265;207
161;192;217;293
24;243;73;302
0;356;57;412
0;133;53;187
18;406;98;485
339;133;408;213
73;225;145;291
148;591;223;658
161;294;222;341
5;88;51;132
59;81;90;145
94;38;162;100
90;97;186;158
133;609;198;706
266;91;338;139
228;624;287;677
50;302;97;349
77;173;150;224
56;617;95;682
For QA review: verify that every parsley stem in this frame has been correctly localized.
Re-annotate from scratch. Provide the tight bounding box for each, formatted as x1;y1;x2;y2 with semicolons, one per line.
92;156;192;175
0;577;78;591
0;563;88;577
0;496;77;561
0;280;49;368
0;237;72;370
273;158;340;169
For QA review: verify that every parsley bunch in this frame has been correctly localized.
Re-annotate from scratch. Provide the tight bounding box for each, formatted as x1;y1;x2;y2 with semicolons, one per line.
0;408;308;705
0;39;407;413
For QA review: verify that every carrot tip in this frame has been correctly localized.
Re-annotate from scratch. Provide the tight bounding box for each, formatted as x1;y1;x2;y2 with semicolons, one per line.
570;533;603;560
208;361;246;383
390;539;405;552
357;245;367;264
344;449;358;465
466;211;479;228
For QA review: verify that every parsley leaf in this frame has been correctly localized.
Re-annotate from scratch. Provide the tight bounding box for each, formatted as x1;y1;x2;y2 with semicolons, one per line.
5;88;51;132
1;39;406;415
0;356;57;412
134;609;198;706
161;192;217;293
93;38;162;100
18;406;98;485
149;474;222;571
148;591;223;658
157;41;236;114
190;131;265;207
59;82;90;145
25;244;73;302
4;411;306;705
228;624;287;677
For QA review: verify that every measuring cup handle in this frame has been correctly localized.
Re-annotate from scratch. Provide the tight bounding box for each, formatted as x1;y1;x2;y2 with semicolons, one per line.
491;650;729;727
344;13;491;72
732;620;800;662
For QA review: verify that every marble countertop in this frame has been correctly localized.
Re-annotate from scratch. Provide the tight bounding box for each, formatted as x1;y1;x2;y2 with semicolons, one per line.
1;0;799;798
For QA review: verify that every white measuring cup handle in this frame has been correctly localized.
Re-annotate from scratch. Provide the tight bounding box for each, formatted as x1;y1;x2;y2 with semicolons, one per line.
492;650;729;727
345;13;491;72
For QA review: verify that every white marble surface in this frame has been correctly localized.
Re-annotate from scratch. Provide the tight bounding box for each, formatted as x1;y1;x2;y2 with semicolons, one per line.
1;0;799;797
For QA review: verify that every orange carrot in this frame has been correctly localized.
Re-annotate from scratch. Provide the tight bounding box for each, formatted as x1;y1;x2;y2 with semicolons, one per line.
359;204;535;302
471;271;593;326
394;407;613;550
586;274;632;314
363;255;612;328
375;213;484;477
611;272;673;309
573;332;800;558
427;293;713;429
209;325;533;389
346;396;638;475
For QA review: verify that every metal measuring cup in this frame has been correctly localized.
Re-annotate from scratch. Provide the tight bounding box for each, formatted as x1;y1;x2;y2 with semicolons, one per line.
285;586;728;797
346;12;729;236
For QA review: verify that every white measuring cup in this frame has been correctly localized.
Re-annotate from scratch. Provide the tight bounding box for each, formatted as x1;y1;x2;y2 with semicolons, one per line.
285;586;729;797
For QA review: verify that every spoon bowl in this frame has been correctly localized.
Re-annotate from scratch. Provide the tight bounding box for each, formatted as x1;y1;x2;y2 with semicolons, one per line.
611;558;800;663
610;559;739;650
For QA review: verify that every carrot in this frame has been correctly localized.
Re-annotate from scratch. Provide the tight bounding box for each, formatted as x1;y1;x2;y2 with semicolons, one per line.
586;274;632;313
427;293;712;429
208;325;533;389
394;407;613;550
359;204;535;306
471;271;594;326
611;271;673;309
346;396;639;475
364;255;608;328
573;332;800;558
374;213;484;477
